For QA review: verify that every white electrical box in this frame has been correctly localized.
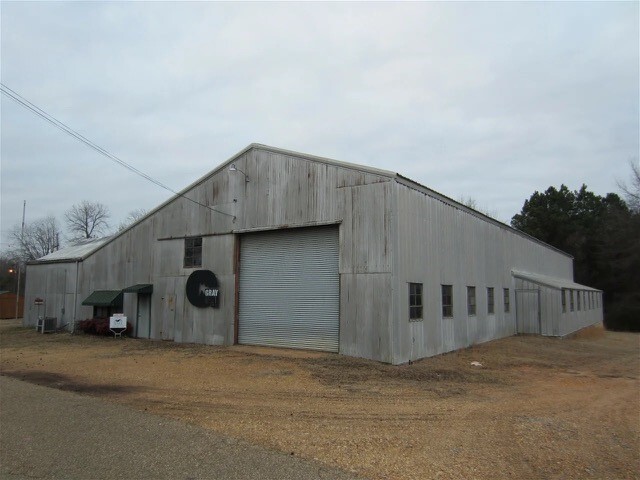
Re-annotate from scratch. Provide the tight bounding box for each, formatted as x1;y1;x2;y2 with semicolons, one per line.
109;314;127;329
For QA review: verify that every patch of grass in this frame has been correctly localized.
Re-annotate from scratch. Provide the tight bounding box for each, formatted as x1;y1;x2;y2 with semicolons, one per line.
301;354;503;389
119;339;229;360
568;324;606;340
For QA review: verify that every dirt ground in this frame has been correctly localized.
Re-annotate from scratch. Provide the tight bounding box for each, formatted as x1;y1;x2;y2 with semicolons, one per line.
1;320;638;480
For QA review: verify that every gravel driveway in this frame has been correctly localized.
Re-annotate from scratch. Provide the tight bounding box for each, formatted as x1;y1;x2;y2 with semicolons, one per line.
1;321;638;480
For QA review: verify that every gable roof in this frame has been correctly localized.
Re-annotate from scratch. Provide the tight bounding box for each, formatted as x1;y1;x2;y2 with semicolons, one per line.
29;143;573;264
243;145;571;258
112;143;398;238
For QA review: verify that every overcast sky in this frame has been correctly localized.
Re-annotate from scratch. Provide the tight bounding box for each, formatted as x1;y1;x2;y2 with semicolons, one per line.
1;1;638;252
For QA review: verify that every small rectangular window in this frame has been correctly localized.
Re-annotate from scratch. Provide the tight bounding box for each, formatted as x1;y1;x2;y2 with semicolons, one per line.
487;287;495;315
442;285;453;318
561;289;567;313
503;288;510;313
467;286;476;316
94;306;112;319
409;283;423;321
184;237;203;268
569;289;575;311
577;290;581;310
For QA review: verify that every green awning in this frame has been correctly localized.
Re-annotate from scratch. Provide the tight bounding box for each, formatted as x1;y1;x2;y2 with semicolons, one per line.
82;290;123;307
122;284;153;295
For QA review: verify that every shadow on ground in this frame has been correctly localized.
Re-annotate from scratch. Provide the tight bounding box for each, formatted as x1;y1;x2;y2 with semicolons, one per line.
1;370;147;396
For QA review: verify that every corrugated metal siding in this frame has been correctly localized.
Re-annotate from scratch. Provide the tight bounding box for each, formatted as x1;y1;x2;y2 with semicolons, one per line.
515;287;541;334
23;262;78;329
239;226;340;352
514;277;603;337
340;273;393;362
391;181;576;363
339;182;392;274
27;147;394;360
559;289;603;336
24;144;605;363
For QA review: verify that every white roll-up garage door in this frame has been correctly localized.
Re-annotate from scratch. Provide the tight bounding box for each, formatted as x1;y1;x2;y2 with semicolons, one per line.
238;226;339;352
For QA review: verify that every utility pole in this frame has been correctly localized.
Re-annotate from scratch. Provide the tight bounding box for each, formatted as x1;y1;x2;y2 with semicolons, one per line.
15;200;25;321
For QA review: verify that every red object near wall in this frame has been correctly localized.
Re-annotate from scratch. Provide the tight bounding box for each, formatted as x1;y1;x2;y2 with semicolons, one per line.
0;292;25;319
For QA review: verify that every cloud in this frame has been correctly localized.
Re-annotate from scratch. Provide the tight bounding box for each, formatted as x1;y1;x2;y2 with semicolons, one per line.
1;1;638;241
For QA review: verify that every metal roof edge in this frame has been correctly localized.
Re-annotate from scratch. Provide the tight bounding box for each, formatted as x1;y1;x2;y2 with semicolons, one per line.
75;144;259;261
122;142;396;237
393;174;574;260
249;143;397;179
58;143;572;264
28;236;113;264
27;257;83;266
511;270;601;292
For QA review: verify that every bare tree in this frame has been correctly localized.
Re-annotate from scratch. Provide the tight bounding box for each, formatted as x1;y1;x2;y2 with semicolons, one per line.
10;215;62;261
457;195;497;218
65;201;110;239
458;195;478;210
618;159;640;213
117;208;148;232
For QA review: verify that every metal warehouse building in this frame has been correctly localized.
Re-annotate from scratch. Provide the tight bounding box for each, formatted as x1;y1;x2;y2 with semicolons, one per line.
24;144;603;364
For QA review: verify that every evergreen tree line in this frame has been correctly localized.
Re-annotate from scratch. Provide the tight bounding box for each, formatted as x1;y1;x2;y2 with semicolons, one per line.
511;163;640;331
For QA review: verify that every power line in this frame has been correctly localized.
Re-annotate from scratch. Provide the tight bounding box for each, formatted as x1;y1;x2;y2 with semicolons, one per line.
0;83;235;218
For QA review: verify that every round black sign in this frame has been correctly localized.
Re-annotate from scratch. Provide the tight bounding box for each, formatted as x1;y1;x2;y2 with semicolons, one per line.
185;270;220;308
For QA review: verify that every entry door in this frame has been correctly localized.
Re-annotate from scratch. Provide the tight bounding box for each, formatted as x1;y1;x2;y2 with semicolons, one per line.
136;294;151;339
515;289;541;334
238;226;340;352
